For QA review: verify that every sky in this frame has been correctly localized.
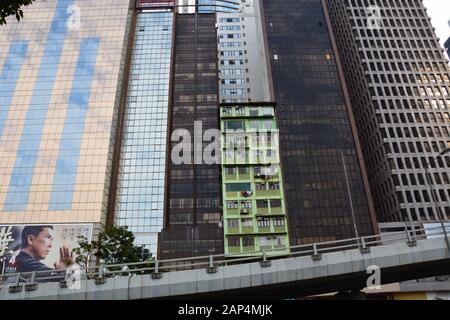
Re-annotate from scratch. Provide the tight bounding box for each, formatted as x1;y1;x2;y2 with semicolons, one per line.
422;0;450;46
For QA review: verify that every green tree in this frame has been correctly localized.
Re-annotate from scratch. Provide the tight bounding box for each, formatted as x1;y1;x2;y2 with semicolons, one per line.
73;226;157;277
0;0;35;25
72;235;93;269
134;245;153;262
73;225;140;268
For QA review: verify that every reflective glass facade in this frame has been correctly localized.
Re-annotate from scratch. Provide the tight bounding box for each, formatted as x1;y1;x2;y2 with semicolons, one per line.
115;11;174;252
177;0;240;14
0;0;132;225
159;14;223;259
198;0;241;13
262;0;378;244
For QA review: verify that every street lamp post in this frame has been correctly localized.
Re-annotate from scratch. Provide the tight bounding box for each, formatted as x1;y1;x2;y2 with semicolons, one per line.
341;152;360;240
424;148;450;250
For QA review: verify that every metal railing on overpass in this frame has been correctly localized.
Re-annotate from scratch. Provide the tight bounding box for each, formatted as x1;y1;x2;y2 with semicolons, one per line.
1;225;448;294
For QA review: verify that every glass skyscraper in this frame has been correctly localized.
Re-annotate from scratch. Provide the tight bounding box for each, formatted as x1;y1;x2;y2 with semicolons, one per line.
261;0;379;244
158;13;224;259
177;0;240;14
0;0;132;231
10;0;442;261
198;0;241;13
115;10;174;254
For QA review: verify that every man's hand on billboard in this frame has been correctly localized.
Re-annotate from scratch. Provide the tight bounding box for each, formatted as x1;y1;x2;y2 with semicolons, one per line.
54;246;74;270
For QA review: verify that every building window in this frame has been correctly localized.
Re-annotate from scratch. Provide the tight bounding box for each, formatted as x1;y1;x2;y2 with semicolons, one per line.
228;236;240;247
225;167;236;175
257;200;269;208
242;236;254;247
257;217;270;228
235;107;245;115
274;236;286;247
223;89;245;95
271;199;282;208
226;183;251;192
268;182;280;190
226;201;239;209
256;183;266;191
241;219;253;228
223;107;232;115
241;201;252;209
273;217;285;227
227;219;239;228
220;18;240;23
238;166;249;174
224;120;244;130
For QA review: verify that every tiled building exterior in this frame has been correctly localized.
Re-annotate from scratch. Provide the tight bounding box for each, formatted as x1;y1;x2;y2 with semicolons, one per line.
0;0;133;233
327;0;450;224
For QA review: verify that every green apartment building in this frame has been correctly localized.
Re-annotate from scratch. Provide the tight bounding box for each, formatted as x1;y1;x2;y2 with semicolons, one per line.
220;103;290;257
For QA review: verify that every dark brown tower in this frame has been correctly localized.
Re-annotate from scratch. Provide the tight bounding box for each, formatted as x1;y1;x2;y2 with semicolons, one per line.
159;13;224;259
261;0;378;245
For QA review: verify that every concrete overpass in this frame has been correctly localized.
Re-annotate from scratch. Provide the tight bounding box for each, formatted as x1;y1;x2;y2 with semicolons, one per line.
1;228;449;300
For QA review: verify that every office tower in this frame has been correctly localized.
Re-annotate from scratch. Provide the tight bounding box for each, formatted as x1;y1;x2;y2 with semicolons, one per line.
217;0;271;103
111;1;234;257
445;37;450;60
261;0;378;245
0;0;382;261
113;1;175;254
158;13;223;259
326;0;450;225
221;102;290;256
0;0;133;240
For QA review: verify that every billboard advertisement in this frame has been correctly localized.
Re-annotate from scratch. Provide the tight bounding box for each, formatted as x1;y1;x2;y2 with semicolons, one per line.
0;224;92;276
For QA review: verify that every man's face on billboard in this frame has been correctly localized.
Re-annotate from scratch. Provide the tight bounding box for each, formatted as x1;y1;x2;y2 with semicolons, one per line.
29;227;54;260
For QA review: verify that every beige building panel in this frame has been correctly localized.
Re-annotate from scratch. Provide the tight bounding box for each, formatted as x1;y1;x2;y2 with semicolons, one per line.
0;0;131;226
0;42;45;212
27;39;80;213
